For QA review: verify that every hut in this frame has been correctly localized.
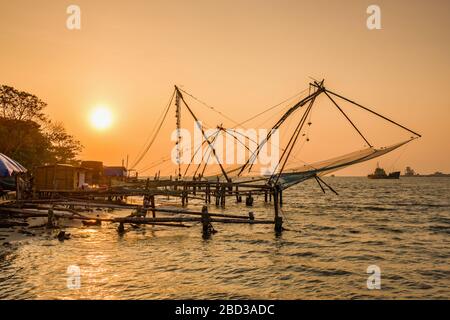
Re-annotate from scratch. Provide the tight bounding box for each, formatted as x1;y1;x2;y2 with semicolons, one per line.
34;164;92;191
104;166;127;178
104;166;127;183
81;161;103;184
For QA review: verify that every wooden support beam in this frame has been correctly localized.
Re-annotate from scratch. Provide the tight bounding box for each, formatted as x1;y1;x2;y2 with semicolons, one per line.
273;187;283;234
150;195;156;218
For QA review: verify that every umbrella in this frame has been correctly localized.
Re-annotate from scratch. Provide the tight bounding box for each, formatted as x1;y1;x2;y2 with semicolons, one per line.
0;153;27;177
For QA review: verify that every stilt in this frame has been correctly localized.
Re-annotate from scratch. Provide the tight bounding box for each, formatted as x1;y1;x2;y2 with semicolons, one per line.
274;216;283;234
273;187;283;234
220;186;226;207
150;195;156;218
201;205;215;238
206;184;211;203
215;184;220;206
245;192;253;207
279;188;283;207
117;222;125;233
46;208;54;228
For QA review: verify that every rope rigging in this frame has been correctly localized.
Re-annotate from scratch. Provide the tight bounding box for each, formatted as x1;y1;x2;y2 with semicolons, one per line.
130;79;421;185
175;86;231;182
238;81;325;177
271;92;317;184
130;90;175;170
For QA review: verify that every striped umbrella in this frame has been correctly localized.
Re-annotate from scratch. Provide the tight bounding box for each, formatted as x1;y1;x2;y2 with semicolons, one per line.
0;153;27;177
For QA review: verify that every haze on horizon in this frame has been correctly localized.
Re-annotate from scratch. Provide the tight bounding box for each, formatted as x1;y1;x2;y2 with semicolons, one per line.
1;0;449;176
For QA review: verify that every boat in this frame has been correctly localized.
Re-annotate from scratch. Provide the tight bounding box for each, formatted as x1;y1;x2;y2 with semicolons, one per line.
368;163;400;179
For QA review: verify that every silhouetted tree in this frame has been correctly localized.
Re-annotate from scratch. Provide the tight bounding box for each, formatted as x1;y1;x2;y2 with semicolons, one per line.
46;122;83;164
0;85;83;169
0;85;48;122
0;118;53;169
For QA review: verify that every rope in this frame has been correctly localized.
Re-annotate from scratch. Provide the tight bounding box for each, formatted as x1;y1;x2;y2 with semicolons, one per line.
389;142;409;172
280;207;302;233
130;90;175;169
233;87;309;128
178;88;239;126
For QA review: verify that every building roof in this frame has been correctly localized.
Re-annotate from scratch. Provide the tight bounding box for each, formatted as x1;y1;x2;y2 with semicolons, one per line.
36;164;92;171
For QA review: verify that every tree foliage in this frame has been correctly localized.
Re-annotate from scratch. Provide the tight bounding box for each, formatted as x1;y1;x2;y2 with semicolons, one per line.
45;122;83;164
0;85;48;122
0;85;83;169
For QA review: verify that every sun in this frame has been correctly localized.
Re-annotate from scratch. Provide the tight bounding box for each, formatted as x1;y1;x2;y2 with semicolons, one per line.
90;107;113;130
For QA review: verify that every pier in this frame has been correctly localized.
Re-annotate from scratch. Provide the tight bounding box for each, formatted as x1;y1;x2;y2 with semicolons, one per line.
1;177;285;237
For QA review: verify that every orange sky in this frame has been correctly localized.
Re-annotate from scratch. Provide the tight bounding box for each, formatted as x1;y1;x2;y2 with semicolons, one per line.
1;0;449;176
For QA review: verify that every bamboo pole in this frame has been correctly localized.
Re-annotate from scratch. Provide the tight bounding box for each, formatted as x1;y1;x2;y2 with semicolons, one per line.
0;207;273;225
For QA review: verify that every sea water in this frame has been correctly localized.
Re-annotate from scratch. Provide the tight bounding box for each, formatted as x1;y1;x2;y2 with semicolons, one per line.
0;177;449;299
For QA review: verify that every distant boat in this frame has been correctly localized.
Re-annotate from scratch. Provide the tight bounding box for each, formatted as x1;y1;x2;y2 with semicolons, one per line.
368;163;400;179
402;166;450;177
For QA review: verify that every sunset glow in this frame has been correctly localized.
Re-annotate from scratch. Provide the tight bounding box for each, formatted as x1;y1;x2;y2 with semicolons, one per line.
90;107;113;130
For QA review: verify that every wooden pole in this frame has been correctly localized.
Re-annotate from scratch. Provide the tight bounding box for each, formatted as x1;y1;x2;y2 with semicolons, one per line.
215;184;220;206
150;195;156;218
207;184;211;203
46;208;54;228
273;187;283;233
220;185;226;207
279;188;283;207
201;205;212;237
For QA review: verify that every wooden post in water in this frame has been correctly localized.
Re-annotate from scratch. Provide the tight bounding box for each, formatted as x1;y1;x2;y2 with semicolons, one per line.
205;183;211;203
279;188;283;207
215;184;220;206
220;185;226;207
201;205;212;238
273;187;283;234
46;208;54;228
245;192;253;207
117;222;125;234
150;195;156;218
182;185;188;206
235;185;241;203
